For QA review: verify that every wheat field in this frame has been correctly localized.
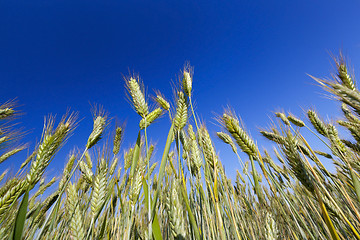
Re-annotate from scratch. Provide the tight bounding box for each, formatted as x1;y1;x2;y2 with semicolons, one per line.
1;54;360;239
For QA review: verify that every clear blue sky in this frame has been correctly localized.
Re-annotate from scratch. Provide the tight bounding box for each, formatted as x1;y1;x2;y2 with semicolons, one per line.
1;0;360;179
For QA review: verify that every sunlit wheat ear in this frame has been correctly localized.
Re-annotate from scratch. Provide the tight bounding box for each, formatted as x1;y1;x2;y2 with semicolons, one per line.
126;76;149;118
124;147;133;170
0;145;26;164
217;131;237;153
33;191;59;226
87;107;107;149
0;179;26;216
307;110;328;136
337;120;360;143
222;112;257;157
33;177;56;199
341;103;360;125
79;160;93;184
110;157;119;175
130;163;145;204
27;113;77;188
327;124;346;154
139;107;163;129
330;83;360;113
66;183;85;240
174;91;188;131
85;151;93;169
287;113;305;127
281;132;315;193
166;179;185;238
187;124;196;140
342;139;360;153
59;154;76;190
113;126;123;155
182;64;193;97
0;108;14;120
0;136;7;146
314;150;332;159
188;138;202;177
198;125;217;169
154;91;170;111
20;150;36;169
335;53;356;91
265;212;278;240
275;112;290;126
0;178;19;199
91;158;108;217
260;130;286;144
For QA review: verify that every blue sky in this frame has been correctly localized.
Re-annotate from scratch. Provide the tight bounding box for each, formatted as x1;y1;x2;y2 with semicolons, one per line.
1;0;360;179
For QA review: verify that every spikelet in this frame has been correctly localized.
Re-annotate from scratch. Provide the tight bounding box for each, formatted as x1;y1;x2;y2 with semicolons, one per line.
341;103;360;124
174;91;188;131
20;150;36;169
342;139;360;153
33;192;59;226
59;154;76;190
336;55;356;91
265;212;278;240
327;124;347;155
0;136;8;146
79;160;94;184
307;110;327;136
314;150;332;159
183;69;192;97
275;112;290;126
338;120;360;143
109;157;119;175
87;114;106;149
330;83;360;114
0;178;19;199
198;126;217;169
139;107;163;129
147;144;155;161
155;92;170;111
113;127;123;155
166;179;186;238
147;162;157;178
124;148;134;170
287;114;305;127
260;131;286;144
27;114;76;188
217;131;237;153
0;145;26;164
33;177;56;199
281;132;315;193
85;151;93;169
91;158;108;217
187;125;196;140
129;163;145;204
222;113;257;157
189;138;202;177
126;76;149;118
0;108;14;119
66;183;85;240
0;180;26;216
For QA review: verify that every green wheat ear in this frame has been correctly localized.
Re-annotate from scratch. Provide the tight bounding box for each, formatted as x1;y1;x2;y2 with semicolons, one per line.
222;112;257;157
174;91;188;131
87;113;106;149
155;92;170;111
126;76;149;118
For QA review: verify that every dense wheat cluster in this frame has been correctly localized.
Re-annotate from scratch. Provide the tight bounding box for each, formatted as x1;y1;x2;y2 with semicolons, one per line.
1;55;360;239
